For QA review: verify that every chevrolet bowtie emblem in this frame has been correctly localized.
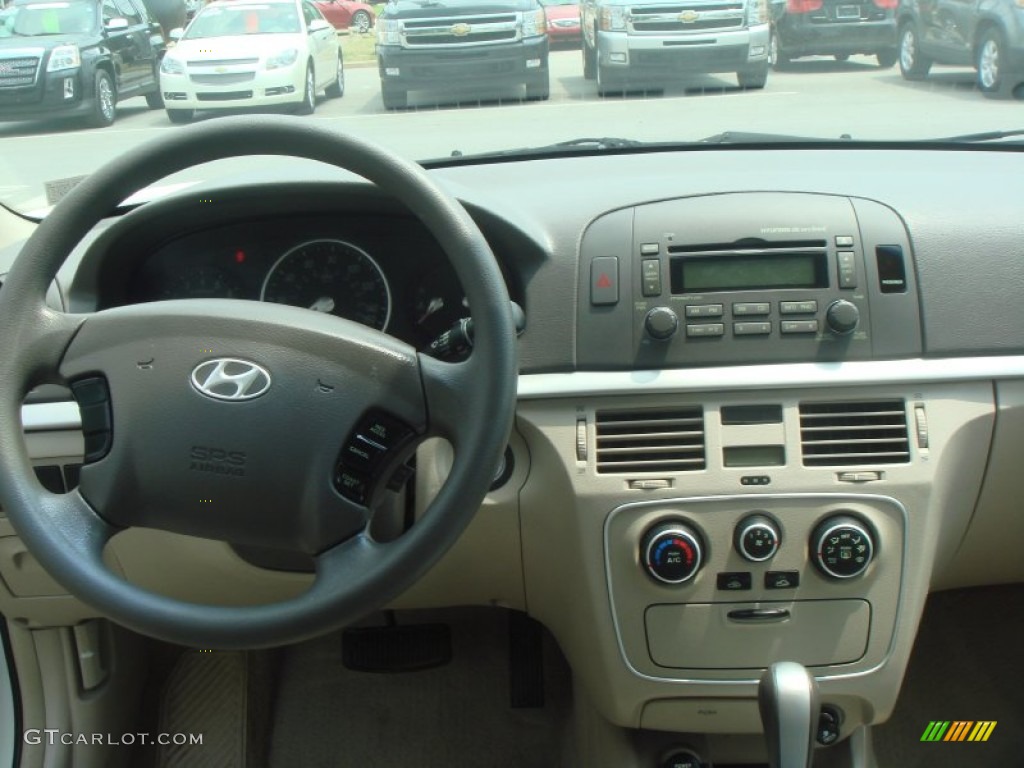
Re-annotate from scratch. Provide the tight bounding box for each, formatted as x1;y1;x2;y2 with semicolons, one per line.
679;10;700;21
451;22;472;35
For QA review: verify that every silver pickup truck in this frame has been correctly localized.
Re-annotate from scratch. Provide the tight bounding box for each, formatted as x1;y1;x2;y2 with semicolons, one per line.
580;0;770;93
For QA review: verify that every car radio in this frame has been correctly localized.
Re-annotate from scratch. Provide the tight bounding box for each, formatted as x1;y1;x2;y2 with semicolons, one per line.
577;192;922;368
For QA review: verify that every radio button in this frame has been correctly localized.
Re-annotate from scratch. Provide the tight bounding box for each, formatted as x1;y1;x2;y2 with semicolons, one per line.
640;242;660;255
733;302;770;316
641;259;662;297
835;235;855;247
685;304;723;318
686;323;725;338
780;300;818;315
837;251;857;289
781;319;819;334
733;322;771;336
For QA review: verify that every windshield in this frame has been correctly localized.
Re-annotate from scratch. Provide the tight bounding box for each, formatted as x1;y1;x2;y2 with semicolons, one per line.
183;2;302;38
1;0;97;38
0;0;1023;214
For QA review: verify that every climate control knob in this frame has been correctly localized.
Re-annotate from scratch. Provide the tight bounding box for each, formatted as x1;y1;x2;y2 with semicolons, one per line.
642;522;704;584
825;300;860;335
644;307;679;341
811;515;875;579
735;514;780;562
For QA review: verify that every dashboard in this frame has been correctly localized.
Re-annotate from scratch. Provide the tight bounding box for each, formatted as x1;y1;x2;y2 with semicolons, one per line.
3;144;1024;768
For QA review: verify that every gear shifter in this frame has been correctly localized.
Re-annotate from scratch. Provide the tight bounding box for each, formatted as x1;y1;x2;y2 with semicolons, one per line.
758;661;819;768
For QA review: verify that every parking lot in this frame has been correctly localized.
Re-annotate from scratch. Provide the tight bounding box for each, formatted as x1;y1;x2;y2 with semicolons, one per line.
0;46;1019;213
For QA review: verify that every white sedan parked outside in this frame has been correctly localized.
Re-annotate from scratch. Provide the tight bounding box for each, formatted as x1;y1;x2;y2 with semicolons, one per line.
159;0;344;123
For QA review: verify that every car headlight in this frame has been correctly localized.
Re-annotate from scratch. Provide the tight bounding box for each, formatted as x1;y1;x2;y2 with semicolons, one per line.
599;6;627;31
747;0;769;25
160;56;185;75
376;18;402;45
265;48;299;70
47;45;81;72
521;8;545;38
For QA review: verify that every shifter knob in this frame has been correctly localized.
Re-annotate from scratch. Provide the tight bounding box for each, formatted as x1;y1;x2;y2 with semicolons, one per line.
758;661;819;768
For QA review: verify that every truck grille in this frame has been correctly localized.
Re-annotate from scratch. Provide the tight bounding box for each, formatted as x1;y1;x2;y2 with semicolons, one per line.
0;56;41;88
402;13;520;48
629;3;745;33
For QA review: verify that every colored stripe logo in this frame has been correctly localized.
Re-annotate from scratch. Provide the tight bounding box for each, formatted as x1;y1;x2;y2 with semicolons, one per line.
920;721;996;742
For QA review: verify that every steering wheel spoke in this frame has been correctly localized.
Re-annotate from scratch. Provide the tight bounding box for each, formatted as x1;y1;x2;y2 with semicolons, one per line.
0;115;517;649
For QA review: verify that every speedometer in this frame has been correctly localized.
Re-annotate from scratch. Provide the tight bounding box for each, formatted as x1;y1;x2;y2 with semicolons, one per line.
260;239;391;330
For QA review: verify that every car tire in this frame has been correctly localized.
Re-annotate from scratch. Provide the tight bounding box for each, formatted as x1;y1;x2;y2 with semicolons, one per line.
876;47;899;68
166;108;193;124
296;63;316;115
769;28;789;71
977;28;1013;99
525;72;550;101
86;69;116;128
737;64;769;89
898;23;932;80
583;36;596;80
381;83;407;110
351;10;371;33
325;54;345;98
145;89;164;109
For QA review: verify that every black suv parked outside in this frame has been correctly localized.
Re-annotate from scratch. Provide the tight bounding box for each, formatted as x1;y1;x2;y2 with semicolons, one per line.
769;0;899;69
0;0;165;127
897;0;1024;97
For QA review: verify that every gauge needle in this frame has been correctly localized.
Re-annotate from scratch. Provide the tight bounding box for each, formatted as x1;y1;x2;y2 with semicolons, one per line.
417;296;444;324
310;296;336;313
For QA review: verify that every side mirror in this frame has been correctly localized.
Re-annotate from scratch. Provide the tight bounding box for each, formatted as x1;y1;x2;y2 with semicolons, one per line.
105;17;130;30
308;18;330;31
168;26;184;40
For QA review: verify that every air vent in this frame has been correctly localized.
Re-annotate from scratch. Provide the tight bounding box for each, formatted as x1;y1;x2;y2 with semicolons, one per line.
595;407;705;473
799;400;910;466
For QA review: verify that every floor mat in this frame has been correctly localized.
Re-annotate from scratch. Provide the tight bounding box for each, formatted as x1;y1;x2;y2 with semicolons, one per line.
267;608;572;768
870;584;1024;768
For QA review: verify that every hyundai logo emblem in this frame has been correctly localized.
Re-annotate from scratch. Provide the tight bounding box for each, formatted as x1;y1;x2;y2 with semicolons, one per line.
191;358;271;401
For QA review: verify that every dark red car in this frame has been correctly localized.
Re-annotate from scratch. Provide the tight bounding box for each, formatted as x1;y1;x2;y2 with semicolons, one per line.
314;0;374;32
538;0;580;44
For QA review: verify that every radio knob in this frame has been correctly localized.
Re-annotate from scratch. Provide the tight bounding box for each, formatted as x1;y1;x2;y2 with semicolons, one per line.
825;300;860;335
645;307;679;340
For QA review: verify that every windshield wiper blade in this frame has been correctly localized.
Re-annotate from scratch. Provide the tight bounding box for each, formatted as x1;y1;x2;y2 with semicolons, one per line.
437;136;647;164
698;131;853;144
929;128;1024;143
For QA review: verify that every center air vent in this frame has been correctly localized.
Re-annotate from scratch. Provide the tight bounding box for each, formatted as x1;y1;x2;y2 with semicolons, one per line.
799;400;910;466
595;407;705;473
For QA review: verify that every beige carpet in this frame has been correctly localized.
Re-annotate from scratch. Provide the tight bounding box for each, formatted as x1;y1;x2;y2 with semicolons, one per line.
267;608;572;768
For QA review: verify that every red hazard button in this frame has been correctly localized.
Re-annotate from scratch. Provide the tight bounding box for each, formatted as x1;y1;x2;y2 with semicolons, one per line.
591;256;619;306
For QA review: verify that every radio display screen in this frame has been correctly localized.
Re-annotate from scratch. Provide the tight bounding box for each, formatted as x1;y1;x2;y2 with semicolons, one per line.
671;253;828;293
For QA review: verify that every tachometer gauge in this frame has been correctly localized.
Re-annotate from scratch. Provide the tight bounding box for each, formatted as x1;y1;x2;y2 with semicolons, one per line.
158;265;242;300
260;239;391;330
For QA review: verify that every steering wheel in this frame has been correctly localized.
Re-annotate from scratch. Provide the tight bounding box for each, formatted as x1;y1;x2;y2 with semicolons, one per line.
0;116;518;649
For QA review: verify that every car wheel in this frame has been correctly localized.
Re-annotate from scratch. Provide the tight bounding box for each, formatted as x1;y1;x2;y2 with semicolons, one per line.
166;108;193;124
583;35;596;80
977;28;1012;98
87;70;116;128
899;23;932;80
351;10;371;34
769;28;789;71
381;83;407;110
325;54;345;98
876;47;899;68
296;63;316;115
145;90;164;109
525;72;550;101
737;64;769;89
